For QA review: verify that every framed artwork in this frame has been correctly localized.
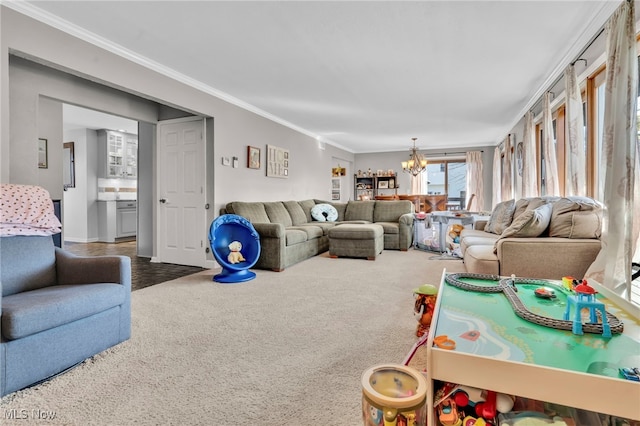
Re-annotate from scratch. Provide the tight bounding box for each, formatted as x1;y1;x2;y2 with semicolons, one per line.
38;138;48;168
331;190;340;201
332;178;340;190
378;180;389;189
331;167;346;177
266;144;289;178
248;146;261;169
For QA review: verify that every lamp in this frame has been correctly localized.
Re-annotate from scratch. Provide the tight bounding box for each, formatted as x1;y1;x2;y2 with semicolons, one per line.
401;138;427;176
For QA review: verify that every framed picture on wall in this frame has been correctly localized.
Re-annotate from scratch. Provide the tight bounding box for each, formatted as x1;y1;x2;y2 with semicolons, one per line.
332;190;340;200
248;146;261;169
38;138;48;168
266;144;289;178
378;180;388;189
332;178;340;190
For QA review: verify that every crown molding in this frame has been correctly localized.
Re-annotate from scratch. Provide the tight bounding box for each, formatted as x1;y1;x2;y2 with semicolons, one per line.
2;1;353;151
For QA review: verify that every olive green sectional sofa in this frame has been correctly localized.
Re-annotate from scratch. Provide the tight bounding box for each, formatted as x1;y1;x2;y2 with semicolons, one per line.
460;196;603;280
222;199;414;271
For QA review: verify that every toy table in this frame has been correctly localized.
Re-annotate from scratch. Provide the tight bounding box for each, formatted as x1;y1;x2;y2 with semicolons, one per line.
425;272;640;425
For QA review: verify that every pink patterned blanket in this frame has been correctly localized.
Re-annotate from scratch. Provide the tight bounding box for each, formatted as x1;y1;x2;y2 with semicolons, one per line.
1;184;62;236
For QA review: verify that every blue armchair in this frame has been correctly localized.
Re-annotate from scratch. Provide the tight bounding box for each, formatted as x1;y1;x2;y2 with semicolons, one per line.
0;235;131;396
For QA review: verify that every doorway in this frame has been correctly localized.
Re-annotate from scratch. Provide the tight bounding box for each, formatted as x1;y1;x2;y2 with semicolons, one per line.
62;104;141;253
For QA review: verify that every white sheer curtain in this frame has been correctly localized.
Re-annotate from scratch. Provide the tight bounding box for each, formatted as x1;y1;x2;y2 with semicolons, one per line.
465;151;484;211
542;92;560;196
410;174;423;195
564;64;587;196
492;146;501;208
501;135;513;201
521;111;539;197
586;0;639;298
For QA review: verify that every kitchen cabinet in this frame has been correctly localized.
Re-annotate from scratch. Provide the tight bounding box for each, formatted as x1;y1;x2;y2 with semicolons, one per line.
98;129;138;179
98;200;137;242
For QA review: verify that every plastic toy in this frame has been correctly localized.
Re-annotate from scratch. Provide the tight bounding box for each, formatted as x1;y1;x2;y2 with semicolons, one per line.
361;364;428;426
534;287;556;299
445;273;623;335
563;280;612;338
413;284;438;337
438;398;462;426
449;385;515;421
619;367;640;381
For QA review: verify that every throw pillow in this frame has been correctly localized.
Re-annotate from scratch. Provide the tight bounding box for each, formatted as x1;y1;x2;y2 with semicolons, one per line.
484;199;516;235
310;203;338;222
548;197;603;238
500;203;553;238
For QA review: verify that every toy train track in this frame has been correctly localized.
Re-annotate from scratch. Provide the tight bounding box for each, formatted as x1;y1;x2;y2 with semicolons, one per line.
445;272;624;335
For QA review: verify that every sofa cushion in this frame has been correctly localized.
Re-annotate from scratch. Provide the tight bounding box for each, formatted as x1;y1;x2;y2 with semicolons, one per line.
464;245;499;275
283;201;308;226
460;234;500;254
1;283;126;340
311;204;338;222
285;229;308;246
484;199;515;234
548;197;602;239
298;199;317;223
228;202;270;223
345;201;375;222
0;236;57;296
500;203;553;239
288;226;324;240
264;202;293;227
373;200;413;222
375;222;400;234
329;202;347;222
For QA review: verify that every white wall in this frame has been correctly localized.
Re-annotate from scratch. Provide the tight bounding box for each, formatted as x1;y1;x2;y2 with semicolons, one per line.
1;7;355;258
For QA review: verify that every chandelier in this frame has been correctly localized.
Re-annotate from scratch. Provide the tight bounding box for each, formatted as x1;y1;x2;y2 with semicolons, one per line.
401;138;427;176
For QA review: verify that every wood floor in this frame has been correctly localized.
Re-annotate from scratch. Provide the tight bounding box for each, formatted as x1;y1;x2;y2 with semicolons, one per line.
64;241;206;291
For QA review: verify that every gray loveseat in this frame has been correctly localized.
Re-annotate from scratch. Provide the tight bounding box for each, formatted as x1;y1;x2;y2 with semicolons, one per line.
0;235;131;396
222;199;414;271
460;196;602;279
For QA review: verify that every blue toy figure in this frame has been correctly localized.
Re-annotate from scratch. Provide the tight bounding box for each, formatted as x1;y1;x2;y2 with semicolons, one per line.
563;280;611;338
208;214;261;283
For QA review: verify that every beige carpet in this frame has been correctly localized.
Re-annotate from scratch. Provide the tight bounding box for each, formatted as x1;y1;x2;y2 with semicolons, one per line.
0;249;466;426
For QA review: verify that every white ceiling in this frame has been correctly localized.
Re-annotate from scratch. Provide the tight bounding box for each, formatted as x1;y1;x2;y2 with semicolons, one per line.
17;1;622;153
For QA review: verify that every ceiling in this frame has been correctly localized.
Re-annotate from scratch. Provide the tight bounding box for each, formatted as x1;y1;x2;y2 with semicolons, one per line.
14;1;622;153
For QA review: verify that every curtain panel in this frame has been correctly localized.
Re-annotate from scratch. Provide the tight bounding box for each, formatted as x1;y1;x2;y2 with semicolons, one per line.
492;146;501;208
522;111;539;197
501;135;513;201
564;64;587;196
542;92;560;196
465;151;484;211
586;0;639;298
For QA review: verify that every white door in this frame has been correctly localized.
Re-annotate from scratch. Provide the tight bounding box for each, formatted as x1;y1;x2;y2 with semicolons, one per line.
157;118;206;266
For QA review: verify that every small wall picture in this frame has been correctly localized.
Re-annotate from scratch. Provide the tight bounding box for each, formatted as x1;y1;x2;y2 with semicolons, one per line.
38;138;48;168
332;166;346;177
378;180;388;189
248;146;261;169
332;178;340;190
331;190;340;200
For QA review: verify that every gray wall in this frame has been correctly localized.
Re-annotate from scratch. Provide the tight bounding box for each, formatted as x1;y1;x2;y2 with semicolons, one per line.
62;128;98;242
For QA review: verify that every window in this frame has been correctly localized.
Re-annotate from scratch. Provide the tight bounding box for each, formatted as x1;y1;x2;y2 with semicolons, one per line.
586;65;606;200
423;159;467;208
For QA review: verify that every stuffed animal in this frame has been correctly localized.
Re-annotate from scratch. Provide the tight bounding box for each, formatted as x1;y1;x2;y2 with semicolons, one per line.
227;241;246;264
448;224;464;244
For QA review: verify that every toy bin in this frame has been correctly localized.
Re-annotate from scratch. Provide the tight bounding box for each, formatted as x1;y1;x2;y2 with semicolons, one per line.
362;364;428;426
